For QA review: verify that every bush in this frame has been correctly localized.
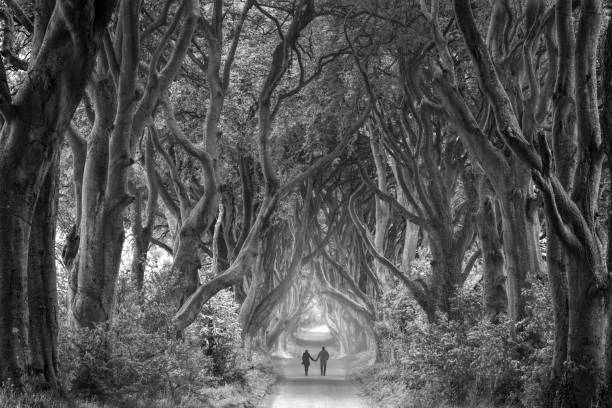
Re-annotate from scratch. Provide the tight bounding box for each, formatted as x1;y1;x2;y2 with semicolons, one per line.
356;276;554;408
55;269;276;407
0;384;69;408
59;298;207;406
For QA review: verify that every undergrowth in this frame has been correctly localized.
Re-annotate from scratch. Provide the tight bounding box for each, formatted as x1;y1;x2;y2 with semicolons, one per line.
353;268;554;408
1;270;279;408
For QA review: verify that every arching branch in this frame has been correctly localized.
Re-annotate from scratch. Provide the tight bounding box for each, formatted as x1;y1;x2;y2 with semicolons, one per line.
348;186;435;319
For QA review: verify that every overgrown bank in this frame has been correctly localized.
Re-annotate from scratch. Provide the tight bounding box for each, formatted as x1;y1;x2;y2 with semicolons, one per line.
353;273;553;408
1;276;279;408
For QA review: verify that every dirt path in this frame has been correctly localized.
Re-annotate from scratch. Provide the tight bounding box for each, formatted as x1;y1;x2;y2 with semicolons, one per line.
265;356;369;408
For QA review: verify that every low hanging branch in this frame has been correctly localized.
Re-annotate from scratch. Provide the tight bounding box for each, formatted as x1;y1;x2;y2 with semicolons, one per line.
243;182;313;336
451;0;604;285
357;163;432;230
348;185;436;319
172;103;371;332
316;262;374;320
150;124;191;219
461;248;482;282
321;248;375;316
266;282;312;348
172;0;370;332
318;263;379;358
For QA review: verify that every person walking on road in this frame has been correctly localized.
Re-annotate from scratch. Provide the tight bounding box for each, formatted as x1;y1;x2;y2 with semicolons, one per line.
301;350;316;376
316;346;330;376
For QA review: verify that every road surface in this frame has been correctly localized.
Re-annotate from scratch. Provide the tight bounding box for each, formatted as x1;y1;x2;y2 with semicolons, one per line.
266;357;368;408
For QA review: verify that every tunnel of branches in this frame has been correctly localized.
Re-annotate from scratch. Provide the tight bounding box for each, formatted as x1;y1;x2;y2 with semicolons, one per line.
3;0;612;406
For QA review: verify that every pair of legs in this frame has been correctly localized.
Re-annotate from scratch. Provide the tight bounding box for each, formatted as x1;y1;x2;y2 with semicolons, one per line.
320;362;327;376
304;364;310;376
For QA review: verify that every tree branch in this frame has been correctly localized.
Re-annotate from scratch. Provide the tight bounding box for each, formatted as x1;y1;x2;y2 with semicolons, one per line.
348;186;434;317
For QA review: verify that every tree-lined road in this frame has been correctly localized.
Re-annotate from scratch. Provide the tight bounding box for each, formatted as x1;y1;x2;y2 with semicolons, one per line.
267;357;368;408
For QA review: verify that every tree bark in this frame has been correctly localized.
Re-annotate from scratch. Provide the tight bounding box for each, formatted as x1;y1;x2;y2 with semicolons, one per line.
27;159;60;387
0;0;116;385
497;181;540;322
238;239;270;335
547;0;573;386
173;50;370;332
429;241;463;318
601;2;612;399
476;179;507;323
130;131;158;291
450;0;608;404
368;124;390;284
546;232;569;383
431;0;543;324
71;76;123;327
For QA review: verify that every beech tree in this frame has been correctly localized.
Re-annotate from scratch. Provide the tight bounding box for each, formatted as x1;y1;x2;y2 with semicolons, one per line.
340;5;482;321
67;0;198;328
0;0;116;388
156;0;253;308
428;0;609;404
419;0;543;324
172;0;372;331
5;1;612;406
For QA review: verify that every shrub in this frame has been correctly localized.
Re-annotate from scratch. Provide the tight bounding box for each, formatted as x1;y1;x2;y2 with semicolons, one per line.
59;299;197;405
56;267;270;407
356;275;554;408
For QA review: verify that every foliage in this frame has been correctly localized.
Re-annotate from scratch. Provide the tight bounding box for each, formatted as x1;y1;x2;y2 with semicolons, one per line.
3;0;604;406
49;268;277;407
0;384;69;408
356;276;554;408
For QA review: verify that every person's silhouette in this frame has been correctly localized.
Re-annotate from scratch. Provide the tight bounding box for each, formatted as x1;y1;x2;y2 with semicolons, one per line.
316;346;330;376
301;349;316;376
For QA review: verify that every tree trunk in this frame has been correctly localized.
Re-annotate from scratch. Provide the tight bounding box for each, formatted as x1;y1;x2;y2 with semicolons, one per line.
449;1;607;405
476;180;507;323
238;240;268;334
0;2;115;385
72;0;143;327
545;231;569;388
265;316;285;350
564;257;607;406
129;132;157;293
71;78;124;327
601;4;612;399
173;195;280;331
169;216;210;305
129;183;147;291
498;181;540;322
401;222;419;272
390;156;420;273
429;242;463;318
369;125;390;284
0;124;44;385
131;222;147;291
27;161;60;387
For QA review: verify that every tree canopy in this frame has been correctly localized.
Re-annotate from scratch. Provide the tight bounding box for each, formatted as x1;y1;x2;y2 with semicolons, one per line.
1;1;612;407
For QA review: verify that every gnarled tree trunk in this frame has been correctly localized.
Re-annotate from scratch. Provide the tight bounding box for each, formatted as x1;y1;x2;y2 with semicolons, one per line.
476;179;507;323
0;0;116;386
27;159;60;387
449;0;608;404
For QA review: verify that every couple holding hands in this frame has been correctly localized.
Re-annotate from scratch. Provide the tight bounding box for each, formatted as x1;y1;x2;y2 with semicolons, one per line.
301;346;330;376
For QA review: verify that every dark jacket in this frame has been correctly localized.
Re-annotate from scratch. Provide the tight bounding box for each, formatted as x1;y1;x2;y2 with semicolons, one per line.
317;349;330;363
302;351;314;365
